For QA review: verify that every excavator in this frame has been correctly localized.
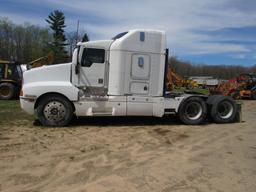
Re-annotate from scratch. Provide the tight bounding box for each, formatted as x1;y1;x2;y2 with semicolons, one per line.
0;52;54;100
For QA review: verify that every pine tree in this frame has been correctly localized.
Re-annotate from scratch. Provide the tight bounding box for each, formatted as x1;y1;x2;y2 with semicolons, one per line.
46;10;68;64
82;33;89;42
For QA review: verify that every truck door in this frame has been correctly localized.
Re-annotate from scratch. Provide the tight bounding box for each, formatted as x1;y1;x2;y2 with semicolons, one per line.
79;48;107;95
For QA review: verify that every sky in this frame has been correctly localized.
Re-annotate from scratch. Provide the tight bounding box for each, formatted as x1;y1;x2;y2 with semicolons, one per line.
1;0;256;66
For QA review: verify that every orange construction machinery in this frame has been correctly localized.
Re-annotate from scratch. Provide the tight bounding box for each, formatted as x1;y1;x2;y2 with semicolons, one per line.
166;67;198;90
212;73;256;100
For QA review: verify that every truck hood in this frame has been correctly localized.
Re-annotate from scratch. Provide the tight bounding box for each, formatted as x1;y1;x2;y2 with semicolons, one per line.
23;63;72;84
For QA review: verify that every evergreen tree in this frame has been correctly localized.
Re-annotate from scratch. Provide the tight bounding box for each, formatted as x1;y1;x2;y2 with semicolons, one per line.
46;10;68;64
82;33;89;42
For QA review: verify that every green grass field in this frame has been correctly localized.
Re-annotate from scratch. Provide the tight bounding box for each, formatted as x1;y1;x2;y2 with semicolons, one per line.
0;100;34;126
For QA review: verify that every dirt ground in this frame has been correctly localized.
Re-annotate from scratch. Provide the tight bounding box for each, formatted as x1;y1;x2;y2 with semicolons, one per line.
0;101;256;192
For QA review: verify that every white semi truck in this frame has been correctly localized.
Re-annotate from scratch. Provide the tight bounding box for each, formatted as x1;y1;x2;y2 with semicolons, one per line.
20;29;239;126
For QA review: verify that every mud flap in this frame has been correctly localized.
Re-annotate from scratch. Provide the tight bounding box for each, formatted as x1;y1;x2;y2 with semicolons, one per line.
234;102;242;123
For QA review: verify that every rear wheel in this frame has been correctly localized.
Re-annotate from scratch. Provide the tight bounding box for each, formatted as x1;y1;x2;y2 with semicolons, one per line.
178;97;207;125
36;95;74;126
0;82;15;100
210;96;237;123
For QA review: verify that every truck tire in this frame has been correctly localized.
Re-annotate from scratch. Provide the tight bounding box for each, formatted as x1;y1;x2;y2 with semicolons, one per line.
210;96;237;123
0;82;15;100
178;97;207;125
36;95;74;127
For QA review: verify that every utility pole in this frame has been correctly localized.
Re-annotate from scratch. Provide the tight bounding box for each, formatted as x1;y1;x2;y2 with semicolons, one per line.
76;20;80;44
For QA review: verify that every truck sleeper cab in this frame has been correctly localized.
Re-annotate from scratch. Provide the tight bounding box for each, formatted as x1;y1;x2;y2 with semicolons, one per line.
20;29;239;126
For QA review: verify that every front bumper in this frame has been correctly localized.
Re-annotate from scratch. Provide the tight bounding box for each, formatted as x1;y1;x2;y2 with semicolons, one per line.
20;96;36;115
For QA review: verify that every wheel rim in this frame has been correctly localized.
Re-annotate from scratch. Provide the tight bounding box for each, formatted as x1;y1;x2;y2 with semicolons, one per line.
217;101;234;119
43;101;66;122
0;86;10;96
185;101;203;120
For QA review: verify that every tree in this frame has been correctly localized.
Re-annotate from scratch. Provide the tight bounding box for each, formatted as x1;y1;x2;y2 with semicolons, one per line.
66;31;77;60
168;56;256;79
82;33;89;42
0;17;51;63
46;10;68;64
66;31;89;61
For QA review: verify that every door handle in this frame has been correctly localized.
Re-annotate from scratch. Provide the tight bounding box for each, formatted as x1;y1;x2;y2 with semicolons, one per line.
98;78;103;84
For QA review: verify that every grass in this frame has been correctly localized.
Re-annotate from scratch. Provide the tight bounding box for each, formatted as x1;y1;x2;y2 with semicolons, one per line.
0;100;180;128
0;100;34;126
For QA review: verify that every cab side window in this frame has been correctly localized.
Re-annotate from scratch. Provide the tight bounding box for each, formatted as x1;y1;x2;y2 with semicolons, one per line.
7;64;18;79
81;48;105;67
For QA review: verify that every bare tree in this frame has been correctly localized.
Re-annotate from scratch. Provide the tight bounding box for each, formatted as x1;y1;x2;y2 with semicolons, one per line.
66;30;89;61
169;56;256;79
0;17;52;63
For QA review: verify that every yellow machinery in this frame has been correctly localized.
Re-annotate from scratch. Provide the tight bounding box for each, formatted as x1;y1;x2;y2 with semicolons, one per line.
27;52;54;69
0;60;23;99
0;52;54;100
166;67;198;90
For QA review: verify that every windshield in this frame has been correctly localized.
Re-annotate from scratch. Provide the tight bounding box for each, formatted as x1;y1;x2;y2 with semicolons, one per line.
111;31;128;40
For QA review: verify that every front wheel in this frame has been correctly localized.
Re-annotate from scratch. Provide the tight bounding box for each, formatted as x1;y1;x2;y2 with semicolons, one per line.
178;97;207;125
36;95;74;126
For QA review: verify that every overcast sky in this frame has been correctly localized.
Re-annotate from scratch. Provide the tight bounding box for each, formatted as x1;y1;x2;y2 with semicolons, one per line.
1;0;256;65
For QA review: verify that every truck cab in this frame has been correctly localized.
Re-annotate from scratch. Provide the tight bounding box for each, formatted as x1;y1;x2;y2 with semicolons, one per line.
20;29;239;126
